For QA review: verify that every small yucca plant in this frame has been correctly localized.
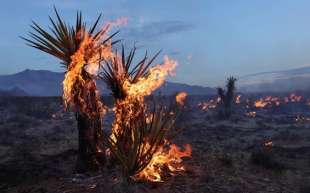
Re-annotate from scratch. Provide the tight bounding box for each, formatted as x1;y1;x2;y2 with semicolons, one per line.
104;100;180;183
217;76;237;119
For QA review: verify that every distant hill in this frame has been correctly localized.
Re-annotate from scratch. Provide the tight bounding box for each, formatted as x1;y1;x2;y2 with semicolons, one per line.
239;66;310;92
0;87;28;96
0;69;215;96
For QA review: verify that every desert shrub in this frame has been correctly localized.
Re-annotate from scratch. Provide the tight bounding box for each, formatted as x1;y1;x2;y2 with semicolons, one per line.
217;77;237;119
105;103;176;182
250;149;285;171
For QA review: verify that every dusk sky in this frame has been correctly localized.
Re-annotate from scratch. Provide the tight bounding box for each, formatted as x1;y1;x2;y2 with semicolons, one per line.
1;0;310;86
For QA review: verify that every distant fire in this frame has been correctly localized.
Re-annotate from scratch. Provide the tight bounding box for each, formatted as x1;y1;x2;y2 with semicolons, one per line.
254;93;303;109
235;95;241;104
254;96;281;108
306;99;310;107
198;97;221;110
176;92;188;106
288;93;302;102
245;111;256;118
264;140;273;147
295;115;310;123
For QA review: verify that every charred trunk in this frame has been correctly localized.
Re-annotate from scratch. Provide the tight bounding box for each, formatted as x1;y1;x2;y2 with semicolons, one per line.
75;75;106;172
75;112;105;172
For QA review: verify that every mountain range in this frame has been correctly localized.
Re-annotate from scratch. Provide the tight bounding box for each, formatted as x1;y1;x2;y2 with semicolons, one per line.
0;69;215;96
1;65;309;96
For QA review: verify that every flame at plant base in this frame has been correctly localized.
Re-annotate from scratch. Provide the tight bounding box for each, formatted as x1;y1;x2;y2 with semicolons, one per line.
134;143;192;182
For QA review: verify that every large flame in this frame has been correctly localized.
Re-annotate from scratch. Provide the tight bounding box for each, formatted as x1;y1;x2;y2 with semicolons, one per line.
123;56;177;98
62;18;127;116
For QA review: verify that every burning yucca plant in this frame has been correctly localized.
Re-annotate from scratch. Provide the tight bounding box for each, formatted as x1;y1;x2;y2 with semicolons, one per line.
104;98;191;183
217;76;237;119
99;45;160;100
22;8;119;171
99;47;191;183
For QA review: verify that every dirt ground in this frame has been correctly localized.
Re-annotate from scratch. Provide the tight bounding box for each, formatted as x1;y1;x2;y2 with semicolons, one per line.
0;96;310;193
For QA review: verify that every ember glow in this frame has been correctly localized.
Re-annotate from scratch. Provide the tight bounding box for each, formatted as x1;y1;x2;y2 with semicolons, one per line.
264;140;273;147
235;95;241;104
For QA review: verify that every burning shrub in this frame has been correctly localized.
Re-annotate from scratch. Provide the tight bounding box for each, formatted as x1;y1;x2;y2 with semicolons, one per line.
99;47;191;183
104;101;191;183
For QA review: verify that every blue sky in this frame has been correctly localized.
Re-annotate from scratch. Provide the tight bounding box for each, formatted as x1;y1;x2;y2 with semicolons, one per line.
1;0;310;86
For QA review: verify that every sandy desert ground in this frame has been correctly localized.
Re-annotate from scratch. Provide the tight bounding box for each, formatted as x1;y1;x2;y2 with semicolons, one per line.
0;96;310;193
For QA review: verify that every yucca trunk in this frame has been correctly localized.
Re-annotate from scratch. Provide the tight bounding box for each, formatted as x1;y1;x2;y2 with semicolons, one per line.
75;77;105;172
76;112;104;172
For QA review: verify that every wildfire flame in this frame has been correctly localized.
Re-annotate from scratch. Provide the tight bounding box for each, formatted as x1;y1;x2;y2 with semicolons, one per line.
264;140;273;147
123;56;177;98
245;111;256;118
108;54;190;182
253;93;304;109
254;96;281;108
198;97;221;110
235;95;241;104
62;16;191;182
62;18;127;116
134;143;192;182
176;92;188;106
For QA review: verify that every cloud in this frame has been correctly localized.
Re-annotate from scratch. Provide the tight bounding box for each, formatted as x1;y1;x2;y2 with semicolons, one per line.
123;20;194;41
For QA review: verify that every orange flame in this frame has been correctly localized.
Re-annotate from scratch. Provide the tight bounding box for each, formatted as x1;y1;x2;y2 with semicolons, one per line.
62;17;127;116
254;96;281;108
176;92;188;106
198;97;221;110
134;143;192;182
123;56;177;98
264;140;273;147
245;111;256;118
235;95;241;104
109;54;191;182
